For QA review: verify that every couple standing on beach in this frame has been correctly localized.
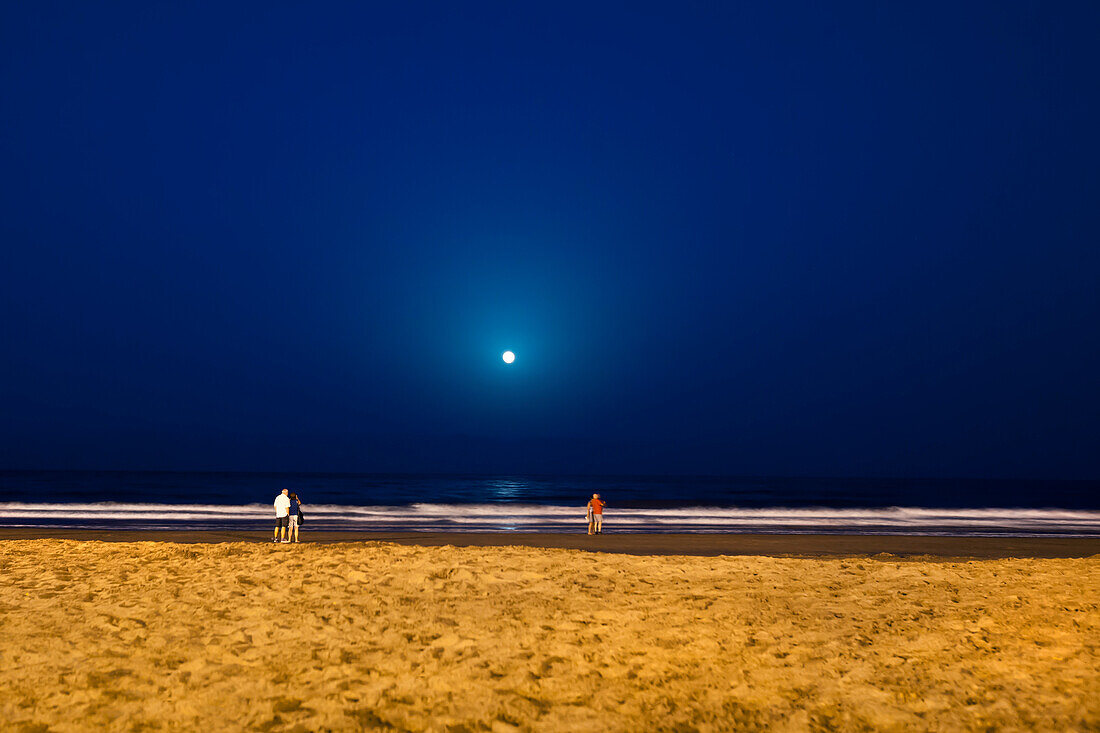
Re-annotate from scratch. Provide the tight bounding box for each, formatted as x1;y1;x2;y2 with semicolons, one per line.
273;488;303;543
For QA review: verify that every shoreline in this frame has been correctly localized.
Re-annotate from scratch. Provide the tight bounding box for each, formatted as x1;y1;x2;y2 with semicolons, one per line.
2;528;1097;558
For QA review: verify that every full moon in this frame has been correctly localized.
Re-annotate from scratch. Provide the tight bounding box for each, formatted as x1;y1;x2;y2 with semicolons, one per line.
502;350;515;364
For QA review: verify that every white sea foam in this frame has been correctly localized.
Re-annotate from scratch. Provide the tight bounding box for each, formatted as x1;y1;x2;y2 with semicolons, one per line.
1;503;1099;535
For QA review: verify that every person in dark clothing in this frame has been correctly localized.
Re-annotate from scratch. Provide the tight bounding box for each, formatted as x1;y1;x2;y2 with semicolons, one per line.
288;492;304;543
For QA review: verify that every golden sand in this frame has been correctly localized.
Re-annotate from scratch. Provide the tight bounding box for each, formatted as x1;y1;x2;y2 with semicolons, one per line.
1;540;1097;732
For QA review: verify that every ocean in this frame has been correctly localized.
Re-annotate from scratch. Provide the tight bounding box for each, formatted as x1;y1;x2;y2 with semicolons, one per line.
1;471;1098;536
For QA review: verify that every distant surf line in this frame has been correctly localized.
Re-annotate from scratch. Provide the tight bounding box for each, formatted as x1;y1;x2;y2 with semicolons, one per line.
2;503;1099;536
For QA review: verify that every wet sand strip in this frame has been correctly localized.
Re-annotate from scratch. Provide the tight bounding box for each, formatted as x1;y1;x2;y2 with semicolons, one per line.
0;528;1096;558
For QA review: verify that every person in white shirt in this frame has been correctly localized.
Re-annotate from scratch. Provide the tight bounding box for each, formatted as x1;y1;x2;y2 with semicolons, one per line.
274;489;291;543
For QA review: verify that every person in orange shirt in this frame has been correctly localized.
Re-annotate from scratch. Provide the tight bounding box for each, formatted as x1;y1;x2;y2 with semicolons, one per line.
586;493;606;535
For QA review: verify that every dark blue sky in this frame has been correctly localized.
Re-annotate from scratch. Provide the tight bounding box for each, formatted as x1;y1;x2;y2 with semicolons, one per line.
2;2;1098;477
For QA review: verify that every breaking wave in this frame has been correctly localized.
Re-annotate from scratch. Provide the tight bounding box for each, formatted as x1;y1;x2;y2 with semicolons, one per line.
2;503;1100;536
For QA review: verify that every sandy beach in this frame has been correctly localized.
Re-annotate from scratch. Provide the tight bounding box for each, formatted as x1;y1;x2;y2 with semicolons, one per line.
2;538;1097;731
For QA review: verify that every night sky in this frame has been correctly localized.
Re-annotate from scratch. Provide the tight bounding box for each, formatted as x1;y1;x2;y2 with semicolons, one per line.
2;2;1098;478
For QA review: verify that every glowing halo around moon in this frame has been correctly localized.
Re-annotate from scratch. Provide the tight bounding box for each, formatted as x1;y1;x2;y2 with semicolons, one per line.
502;350;515;364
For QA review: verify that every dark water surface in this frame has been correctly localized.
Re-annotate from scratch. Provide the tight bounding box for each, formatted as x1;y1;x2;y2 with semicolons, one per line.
1;471;1097;536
